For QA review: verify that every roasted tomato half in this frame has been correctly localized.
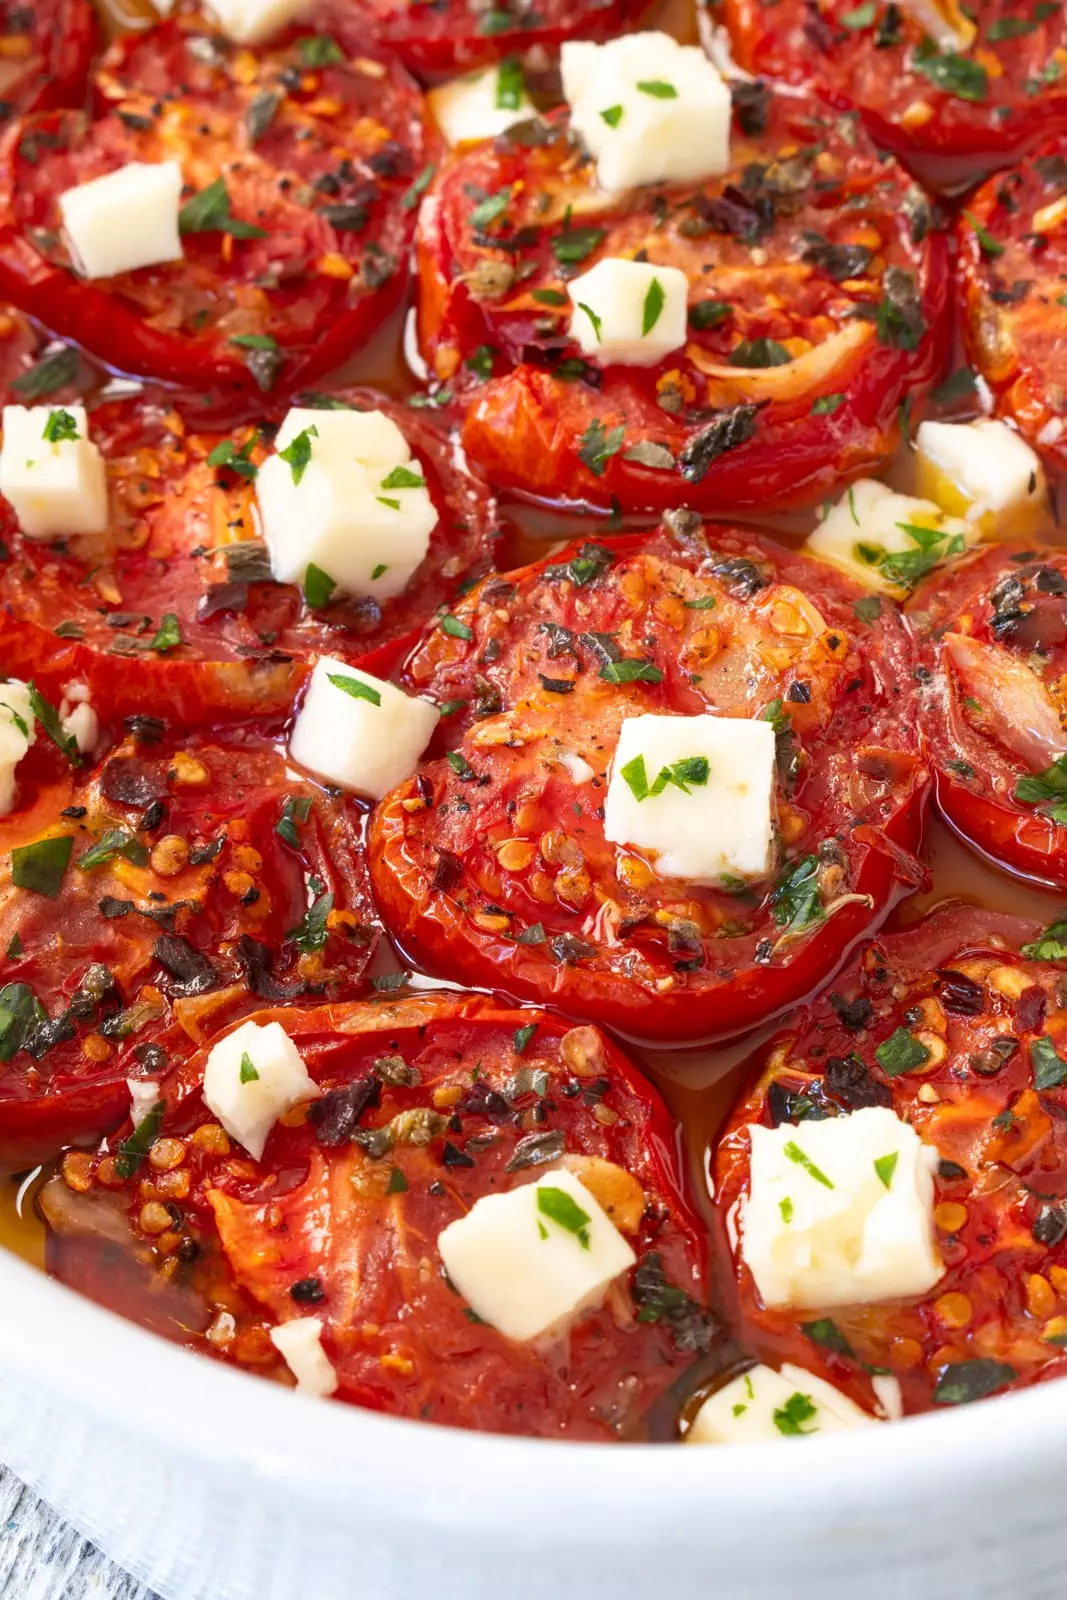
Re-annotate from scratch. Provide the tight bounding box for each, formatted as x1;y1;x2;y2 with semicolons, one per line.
0;390;495;728
0;722;378;1165
330;0;646;79
721;0;1067;187
368;520;929;1045
44;992;713;1438
959;142;1067;474
0;16;430;393
713;906;1067;1417
909;544;1067;890
417;88;950;514
0;0;96;129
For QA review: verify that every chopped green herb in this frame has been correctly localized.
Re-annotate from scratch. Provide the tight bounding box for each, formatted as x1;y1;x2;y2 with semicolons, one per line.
326;673;381;707
536;1184;591;1248
468;186;512;229
1031;1035;1067;1090
179;176;267;239
401;163;435;211
77;828;149;872
230;332;279;352
811;392;845;415
495;54;524;109
770;855;823;935
783;1139;834;1189
386;1167;409;1194
290;888;333;954
380;463;425;490
729;338;790;368
149;612;182;653
532;287;568;306
931;366;977;406
577;302;602;341
206;436;258;480
642;277;665;337
779;1196;794;1223
0;982;43;1060
114;1099;165;1179
276;794;312;848
42;408;78;443
1021;918;1067;961
239;1051;260;1084
278;425;318;486
964;210;1004;258
551;226;606;265
12;834;73;898
1014;755;1067;825
932;1359;1016;1405
913;47;988;103
513;1022;537;1055
440;613;474;641
599;104;623;127
304;563;336;609
876;1026;931;1076
874;1151;899;1189
772;1391;818;1436
636;79;677;97
298;33;343;65
28;681;80;763
684;595;717;610
599;658;663;685
578;418;625;477
802;1318;855;1358
465;344;496;380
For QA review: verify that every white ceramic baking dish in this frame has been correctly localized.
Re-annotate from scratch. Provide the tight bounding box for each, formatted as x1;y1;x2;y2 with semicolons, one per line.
0;1243;1063;1600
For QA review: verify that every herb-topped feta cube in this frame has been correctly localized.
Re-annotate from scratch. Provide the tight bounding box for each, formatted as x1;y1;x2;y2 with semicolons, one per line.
0;679;34;816
269;1317;338;1398
603;713;776;884
915;417;1047;538
561;32;732;196
206;0;313;44
687;1362;876;1444
567;258;688;367
59;162;183;280
202;1018;321;1162
740;1105;943;1310
430;58;536;146
806;479;979;598
288;656;439;800
257;407;439;604
0;405;108;540
437;1168;636;1342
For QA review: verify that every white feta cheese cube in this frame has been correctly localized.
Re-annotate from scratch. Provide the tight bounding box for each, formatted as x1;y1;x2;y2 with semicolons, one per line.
561;32;732;196
257;406;438;603
915;417;1047;537
202;1018;321;1162
806;479;979;598
603;713;775;884
269;1317;338;1398
567;258;688;367
206;0;312;43
429;62;536;146
0;678;34;817
59;162;183;281
288;656;439;801
0;404;108;541
687;1362;876;1444
740;1105;943;1310
126;1077;161;1130
61;701;98;756
437;1168;636;1342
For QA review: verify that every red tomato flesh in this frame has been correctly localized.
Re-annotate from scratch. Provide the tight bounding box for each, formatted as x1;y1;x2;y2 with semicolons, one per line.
0;16;431;392
0;723;378;1165
418;91;951;513
910;544;1067;890
367;522;929;1045
48;992;714;1439
722;0;1067;188
0;0;96;127
713;906;1067;1417
0;389;496;728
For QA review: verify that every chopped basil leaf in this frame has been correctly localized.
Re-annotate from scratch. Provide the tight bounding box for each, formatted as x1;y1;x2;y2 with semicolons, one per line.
326;672;381;707
401;163;435;211
114;1099;165;1179
468;185;512;229
532;287;568;305
513;1022;537;1054
12;834;73;898
77;828;149;872
770;855;823;934
290;888;333;953
149;612;182;653
495;54;524;109
802;1317;855;1358
1021;918;1067;961
642;277;665;336
689;299;731;330
599;104;623;127
304;563;336;609
599;658;663;685
912;47;988;102
874;1151;898;1189
239;1051;260;1083
206;437;258;480
536;1184;592;1248
297;33;343;65
578;418;625;476
964;210;1004;258
636;79;677;97
811;392;845;415
1031;1034;1067;1090
783;1139;834;1189
276;794;312;847
42;407;78;443
179;176;267;239
278;425;318;486
551;226;606;265
440;613;474;641
772;1391;818;1435
932;1359;1016;1405
729;338;790;368
577;301;602;341
1014;754;1067;825
875;1026;931;1076
380;464;425;490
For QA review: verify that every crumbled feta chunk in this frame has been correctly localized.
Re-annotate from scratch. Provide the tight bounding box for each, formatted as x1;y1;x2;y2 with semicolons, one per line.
915;417;1047;537
288;656;439;801
0;404;108;540
269;1317;338;1398
0;679;34;816
437;1168;636;1342
568;258;688;367
561;32;731;195
257;406;438;603
429;61;536;146
127;1078;161;1129
740;1105;943;1310
687;1362;876;1444
59;162;183;280
603;713;776;883
206;0;312;43
806;479;979;597
202;1018;321;1162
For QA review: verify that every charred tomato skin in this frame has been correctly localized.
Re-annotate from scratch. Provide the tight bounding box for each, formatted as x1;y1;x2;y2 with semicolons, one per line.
722;0;1067;187
0;19;431;393
713;907;1067;1416
417;94;951;514
910;544;1067;890
56;993;713;1440
367;523;929;1046
959;144;1067;475
0;728;378;1166
0;389;496;729
330;0;646;79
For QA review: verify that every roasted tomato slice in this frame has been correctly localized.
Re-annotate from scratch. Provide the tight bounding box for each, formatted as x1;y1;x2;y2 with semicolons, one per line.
909;544;1067;890
330;0;645;79
0;389;495;728
367;521;929;1045
0;723;378;1165
713;905;1067;1416
44;993;713;1438
959;143;1067;474
721;0;1067;187
0;0;96;127
0;17;430;393
417;90;950;514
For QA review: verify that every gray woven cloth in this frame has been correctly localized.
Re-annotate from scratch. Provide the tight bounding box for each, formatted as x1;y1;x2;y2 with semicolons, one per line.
0;1467;158;1599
